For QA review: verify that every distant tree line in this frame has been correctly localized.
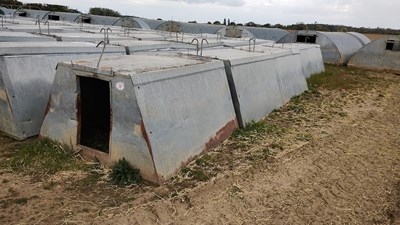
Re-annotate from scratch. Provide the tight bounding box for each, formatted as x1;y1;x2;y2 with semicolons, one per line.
205;19;400;35
1;0;80;13
88;7;121;17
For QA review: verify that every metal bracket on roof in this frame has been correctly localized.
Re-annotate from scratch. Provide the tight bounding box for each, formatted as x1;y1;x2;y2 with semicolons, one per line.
249;37;256;52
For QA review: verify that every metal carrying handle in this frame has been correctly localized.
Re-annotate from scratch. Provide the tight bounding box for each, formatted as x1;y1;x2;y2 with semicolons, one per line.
96;41;106;70
35;16;42;34
249;37;256;52
43;20;50;35
216;32;222;42
191;38;199;56
200;38;208;56
100;27;112;44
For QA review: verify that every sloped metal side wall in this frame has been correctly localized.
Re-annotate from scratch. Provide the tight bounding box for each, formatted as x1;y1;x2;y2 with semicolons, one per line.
0;55;61;140
296;45;325;77
0;58;17;137
320;32;363;64
348;37;400;73
274;52;308;103
244;27;289;41
39;65;79;145
258;44;325;78
132;62;237;182
227;55;283;128
347;32;370;46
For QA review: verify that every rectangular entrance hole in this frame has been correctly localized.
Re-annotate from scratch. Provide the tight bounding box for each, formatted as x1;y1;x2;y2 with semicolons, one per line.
296;35;317;43
79;76;111;153
385;40;400;51
48;15;60;21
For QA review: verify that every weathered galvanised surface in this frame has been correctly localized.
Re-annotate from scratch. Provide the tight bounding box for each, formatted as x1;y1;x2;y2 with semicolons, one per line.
40;54;238;184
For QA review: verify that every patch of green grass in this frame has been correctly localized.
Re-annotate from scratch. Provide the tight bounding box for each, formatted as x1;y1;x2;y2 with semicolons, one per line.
307;65;374;91
109;158;142;186
180;167;209;182
195;155;212;167
232;121;285;141
2;139;89;176
14;197;28;205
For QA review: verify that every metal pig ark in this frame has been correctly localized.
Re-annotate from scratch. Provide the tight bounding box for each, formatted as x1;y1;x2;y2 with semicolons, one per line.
40;54;238;184
0;42;126;140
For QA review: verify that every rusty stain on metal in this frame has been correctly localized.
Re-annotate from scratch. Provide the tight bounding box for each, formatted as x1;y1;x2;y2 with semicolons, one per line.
76;91;82;145
140;121;161;183
206;119;238;150
77;145;113;165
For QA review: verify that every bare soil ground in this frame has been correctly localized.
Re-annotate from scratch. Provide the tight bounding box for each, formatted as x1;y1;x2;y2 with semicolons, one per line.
0;65;399;225
364;33;388;41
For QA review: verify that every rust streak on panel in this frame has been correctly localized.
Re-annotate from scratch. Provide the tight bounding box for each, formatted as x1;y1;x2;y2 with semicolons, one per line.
175;119;239;176
140;121;160;184
206;119;238;150
76;93;81;145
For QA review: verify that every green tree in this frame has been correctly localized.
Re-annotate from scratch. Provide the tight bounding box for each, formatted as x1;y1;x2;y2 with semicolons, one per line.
1;0;23;7
213;20;221;25
89;7;121;17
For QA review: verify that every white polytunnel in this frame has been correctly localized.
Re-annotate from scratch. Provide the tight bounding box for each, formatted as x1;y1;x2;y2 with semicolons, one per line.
348;36;400;74
278;30;370;65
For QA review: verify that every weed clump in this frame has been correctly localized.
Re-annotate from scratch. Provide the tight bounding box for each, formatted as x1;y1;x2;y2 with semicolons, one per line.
3;139;88;176
109;158;142;186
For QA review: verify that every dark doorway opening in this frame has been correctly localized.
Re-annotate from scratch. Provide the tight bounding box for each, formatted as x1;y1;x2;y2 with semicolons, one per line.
386;41;395;50
296;35;317;43
18;12;27;17
48;15;60;21
82;18;91;23
79;76;111;153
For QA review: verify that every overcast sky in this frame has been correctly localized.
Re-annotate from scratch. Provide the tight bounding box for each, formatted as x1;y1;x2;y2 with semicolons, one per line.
20;0;400;29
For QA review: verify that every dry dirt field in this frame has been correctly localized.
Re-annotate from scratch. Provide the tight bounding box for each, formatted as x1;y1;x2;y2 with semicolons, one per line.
0;65;399;225
364;33;388;41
